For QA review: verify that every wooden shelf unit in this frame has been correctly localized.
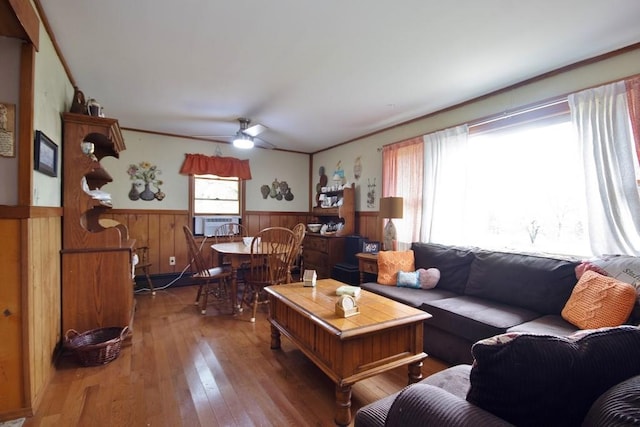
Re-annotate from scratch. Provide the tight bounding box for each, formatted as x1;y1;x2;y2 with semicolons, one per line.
311;184;355;237
61;113;135;335
303;184;355;279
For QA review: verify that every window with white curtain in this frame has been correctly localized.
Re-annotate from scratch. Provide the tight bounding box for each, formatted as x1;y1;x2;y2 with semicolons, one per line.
421;101;594;257
390;81;640;257
464;112;591;256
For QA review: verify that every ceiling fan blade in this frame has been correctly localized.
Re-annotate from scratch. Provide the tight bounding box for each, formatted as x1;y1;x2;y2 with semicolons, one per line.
244;123;267;137
254;137;276;149
191;135;234;139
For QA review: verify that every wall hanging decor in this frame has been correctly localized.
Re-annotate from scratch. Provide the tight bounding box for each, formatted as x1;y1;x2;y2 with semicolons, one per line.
0;102;16;157
34;130;58;177
367;178;376;208
127;162;164;201
261;178;294;201
353;156;362;180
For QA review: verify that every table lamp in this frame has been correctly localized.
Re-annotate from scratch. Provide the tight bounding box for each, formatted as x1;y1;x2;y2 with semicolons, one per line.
380;197;403;251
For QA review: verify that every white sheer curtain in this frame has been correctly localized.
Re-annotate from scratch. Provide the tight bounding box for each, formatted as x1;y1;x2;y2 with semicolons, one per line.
421;125;469;244
568;81;640;255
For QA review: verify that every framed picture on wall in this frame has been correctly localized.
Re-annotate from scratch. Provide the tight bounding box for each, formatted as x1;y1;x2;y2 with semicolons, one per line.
34;130;58;177
362;241;381;254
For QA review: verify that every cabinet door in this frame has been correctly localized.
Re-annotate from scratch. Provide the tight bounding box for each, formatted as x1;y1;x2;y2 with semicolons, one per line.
62;250;133;333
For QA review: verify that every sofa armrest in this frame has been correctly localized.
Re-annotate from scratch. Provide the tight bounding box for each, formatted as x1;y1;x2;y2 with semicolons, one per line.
385;384;515;427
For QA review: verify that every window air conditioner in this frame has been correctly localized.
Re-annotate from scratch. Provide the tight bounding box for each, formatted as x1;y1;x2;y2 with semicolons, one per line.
194;216;240;236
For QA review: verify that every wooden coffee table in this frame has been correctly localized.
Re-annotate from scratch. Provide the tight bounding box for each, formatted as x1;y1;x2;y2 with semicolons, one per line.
265;279;431;426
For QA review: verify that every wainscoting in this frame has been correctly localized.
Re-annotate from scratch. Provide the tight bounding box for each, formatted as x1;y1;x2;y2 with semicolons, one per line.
106;209;383;276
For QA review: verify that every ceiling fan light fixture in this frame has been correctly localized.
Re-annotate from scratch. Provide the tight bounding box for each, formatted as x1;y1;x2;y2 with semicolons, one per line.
232;132;254;149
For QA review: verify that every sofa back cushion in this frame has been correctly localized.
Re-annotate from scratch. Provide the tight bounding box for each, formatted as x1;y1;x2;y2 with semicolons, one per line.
467;326;640;427
411;242;475;294
464;250;578;314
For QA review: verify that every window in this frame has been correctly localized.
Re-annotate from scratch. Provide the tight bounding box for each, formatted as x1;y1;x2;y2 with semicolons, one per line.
191;174;241;215
464;109;590;256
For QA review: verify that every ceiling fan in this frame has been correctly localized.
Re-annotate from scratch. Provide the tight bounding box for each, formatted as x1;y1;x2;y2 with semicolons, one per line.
194;117;275;149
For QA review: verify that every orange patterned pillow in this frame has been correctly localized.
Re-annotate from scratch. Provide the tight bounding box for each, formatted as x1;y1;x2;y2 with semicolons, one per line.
561;270;636;329
377;250;415;285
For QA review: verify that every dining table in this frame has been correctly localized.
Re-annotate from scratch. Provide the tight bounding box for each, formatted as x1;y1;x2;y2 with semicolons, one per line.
210;241;252;313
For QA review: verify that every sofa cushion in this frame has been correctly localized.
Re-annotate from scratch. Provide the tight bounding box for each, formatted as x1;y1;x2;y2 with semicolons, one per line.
466;326;640;427
385;384;514;427
561;270;636;329
422;296;540;344
361;281;457;308
464;250;579;314
506;314;578;336
582;374;640;426
377;250;414;285
411;242;475;294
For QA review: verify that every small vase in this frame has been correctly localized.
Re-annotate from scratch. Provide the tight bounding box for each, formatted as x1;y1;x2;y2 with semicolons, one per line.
139;183;155;201
128;183;140;201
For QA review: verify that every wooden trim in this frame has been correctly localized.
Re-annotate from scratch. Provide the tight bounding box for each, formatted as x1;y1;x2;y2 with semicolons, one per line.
120;126;309;155
313;42;640;154
109;208;188;215
18;43;35;206
19;218;30;410
32;0;74;85
0;0;40;50
0;206;61;219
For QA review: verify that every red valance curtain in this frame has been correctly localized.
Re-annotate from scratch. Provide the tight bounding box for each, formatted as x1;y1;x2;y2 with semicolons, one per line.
626;76;640;162
179;153;252;179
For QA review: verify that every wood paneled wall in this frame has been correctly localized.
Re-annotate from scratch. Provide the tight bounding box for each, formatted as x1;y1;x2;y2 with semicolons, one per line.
0;214;61;420
107;209;383;275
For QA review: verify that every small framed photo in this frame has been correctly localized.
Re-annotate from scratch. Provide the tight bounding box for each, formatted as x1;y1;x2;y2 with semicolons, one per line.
362;241;381;254
34;130;58;177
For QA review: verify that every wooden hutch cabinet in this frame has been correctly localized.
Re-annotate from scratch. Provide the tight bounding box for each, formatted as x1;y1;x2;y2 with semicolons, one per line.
302;184;355;279
61;113;135;334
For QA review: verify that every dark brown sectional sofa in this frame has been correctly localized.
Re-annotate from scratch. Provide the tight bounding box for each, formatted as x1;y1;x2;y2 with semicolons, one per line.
361;242;584;365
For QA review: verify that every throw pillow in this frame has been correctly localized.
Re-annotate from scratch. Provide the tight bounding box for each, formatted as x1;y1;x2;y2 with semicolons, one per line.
561;270;636;329
417;267;440;289
377;250;415;286
397;270;419;288
467;326;640;427
589;255;640;302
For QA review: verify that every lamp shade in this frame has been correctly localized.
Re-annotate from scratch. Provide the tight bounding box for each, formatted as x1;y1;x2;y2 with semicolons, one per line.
379;197;403;219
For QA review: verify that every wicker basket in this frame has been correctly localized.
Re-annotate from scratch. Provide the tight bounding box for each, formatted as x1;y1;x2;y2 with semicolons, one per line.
64;326;129;366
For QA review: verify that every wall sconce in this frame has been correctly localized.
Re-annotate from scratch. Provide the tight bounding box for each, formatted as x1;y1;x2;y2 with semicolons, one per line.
379;196;403;251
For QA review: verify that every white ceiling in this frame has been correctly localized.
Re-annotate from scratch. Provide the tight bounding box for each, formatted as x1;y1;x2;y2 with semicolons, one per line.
39;1;640;153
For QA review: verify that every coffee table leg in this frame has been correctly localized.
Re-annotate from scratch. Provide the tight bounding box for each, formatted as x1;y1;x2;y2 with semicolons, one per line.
408;359;424;384
270;324;281;349
335;383;352;426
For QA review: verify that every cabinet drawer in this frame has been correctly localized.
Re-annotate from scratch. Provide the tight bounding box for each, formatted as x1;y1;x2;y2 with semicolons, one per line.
361;261;378;274
304;236;328;253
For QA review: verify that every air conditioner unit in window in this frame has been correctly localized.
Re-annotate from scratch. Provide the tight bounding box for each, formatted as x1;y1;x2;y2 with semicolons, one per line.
193;216;240;237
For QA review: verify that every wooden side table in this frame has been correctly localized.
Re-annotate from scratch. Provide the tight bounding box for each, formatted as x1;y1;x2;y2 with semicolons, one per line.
356;252;378;284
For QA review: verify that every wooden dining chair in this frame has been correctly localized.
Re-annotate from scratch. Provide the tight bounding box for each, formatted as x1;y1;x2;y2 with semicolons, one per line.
183;225;233;315
211;223;248;243
289;223;306;282
241;227;298;322
134;246;155;295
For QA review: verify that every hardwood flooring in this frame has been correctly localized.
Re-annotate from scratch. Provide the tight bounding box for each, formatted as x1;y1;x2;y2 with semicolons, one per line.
23;285;448;427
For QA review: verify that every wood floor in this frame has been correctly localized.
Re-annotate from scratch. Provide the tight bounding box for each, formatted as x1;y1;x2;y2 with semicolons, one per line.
23;285;448;427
